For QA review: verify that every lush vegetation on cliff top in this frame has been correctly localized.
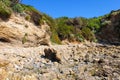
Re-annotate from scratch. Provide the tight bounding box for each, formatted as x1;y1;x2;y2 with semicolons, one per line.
0;0;120;44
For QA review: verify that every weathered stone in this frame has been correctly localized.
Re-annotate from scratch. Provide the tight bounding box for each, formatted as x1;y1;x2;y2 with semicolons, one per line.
44;48;61;63
0;68;7;80
0;59;9;67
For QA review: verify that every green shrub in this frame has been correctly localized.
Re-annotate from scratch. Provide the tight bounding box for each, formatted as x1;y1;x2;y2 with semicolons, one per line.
41;14;62;43
57;24;74;40
75;33;84;42
24;24;28;28
81;27;96;42
50;31;61;44
12;3;24;13
42;13;56;28
87;18;101;33
22;33;28;44
1;0;11;6
55;17;74;40
69;34;75;41
39;16;46;25
0;1;12;20
25;15;31;21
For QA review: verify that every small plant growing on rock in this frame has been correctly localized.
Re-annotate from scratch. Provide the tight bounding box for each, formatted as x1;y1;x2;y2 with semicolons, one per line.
24;24;29;28
22;33;28;44
25;15;31;21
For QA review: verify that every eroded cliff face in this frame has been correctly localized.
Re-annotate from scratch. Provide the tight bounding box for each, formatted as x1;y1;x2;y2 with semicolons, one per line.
0;14;51;47
97;10;120;44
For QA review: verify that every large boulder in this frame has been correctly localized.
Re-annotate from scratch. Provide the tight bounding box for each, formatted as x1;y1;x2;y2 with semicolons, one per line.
44;48;61;63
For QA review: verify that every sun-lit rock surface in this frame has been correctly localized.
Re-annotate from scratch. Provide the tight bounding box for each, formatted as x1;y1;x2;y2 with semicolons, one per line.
0;14;50;47
0;42;119;80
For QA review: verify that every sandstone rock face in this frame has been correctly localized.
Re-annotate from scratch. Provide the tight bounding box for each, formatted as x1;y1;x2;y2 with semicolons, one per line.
0;43;119;80
0;14;50;47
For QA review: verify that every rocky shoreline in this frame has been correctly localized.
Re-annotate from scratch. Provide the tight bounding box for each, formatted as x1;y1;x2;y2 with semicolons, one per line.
0;43;120;80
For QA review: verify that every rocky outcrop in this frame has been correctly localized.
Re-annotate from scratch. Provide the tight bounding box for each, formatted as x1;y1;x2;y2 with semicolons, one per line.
0;14;50;47
0;43;119;80
97;10;120;45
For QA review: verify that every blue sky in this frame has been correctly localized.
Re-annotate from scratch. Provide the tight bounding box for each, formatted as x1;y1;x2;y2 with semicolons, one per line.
22;0;120;18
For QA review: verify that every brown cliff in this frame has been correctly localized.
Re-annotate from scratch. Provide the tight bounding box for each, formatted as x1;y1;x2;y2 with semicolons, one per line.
97;10;120;45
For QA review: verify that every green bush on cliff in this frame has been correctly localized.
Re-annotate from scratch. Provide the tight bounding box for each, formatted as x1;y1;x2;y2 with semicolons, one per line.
55;17;73;40
0;1;12;20
57;24;74;40
22;33;28;44
75;33;84;42
25;15;31;21
50;31;61;44
81;27;96;42
56;19;74;40
2;0;11;6
12;3;24;13
87;18;101;33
